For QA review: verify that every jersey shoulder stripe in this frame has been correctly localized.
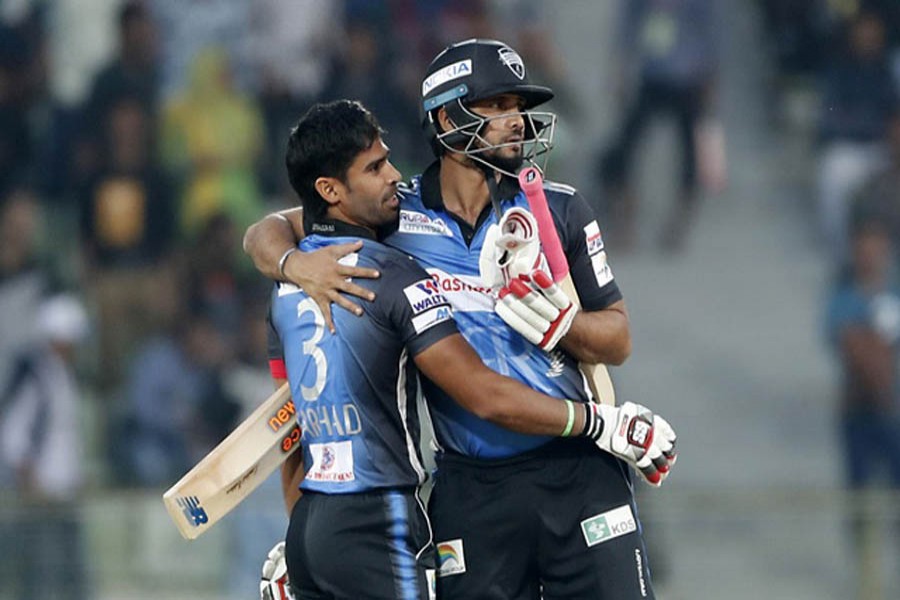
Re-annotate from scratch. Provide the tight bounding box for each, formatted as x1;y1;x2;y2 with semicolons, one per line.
543;180;577;196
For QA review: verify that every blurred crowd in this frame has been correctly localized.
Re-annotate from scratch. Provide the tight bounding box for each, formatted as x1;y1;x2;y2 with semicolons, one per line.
0;0;569;492
2;0;900;597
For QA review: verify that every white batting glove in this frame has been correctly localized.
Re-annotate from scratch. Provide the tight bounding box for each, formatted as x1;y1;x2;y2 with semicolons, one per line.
260;541;295;600
479;207;546;289
496;270;577;352
583;401;678;487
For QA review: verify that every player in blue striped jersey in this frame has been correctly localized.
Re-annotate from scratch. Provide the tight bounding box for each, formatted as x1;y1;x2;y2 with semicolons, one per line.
250;41;678;600
264;99;674;600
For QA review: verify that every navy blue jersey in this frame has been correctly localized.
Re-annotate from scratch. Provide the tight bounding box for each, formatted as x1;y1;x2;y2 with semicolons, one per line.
268;219;458;494
384;162;623;459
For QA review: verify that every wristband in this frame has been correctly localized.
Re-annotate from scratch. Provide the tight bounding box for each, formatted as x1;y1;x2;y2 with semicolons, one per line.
561;399;576;437
581;403;604;440
278;247;299;280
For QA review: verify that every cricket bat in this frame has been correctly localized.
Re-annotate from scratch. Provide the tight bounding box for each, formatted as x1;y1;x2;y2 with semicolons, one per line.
518;166;616;406
163;381;300;540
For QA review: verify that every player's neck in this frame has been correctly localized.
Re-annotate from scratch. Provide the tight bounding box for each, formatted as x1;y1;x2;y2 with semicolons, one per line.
439;154;491;226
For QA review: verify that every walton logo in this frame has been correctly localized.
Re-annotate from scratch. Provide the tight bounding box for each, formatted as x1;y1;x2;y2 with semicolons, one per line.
404;279;450;316
416;279;441;295
176;496;209;527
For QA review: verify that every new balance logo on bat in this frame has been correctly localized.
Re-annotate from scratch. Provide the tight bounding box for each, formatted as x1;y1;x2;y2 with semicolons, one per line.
176;495;209;527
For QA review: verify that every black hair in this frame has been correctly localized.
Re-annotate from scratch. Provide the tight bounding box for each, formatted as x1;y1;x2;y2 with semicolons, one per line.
285;99;384;217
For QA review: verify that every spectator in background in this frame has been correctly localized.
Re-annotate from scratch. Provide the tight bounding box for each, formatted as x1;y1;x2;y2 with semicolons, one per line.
816;11;897;261
320;16;422;174
183;212;257;342
0;294;91;600
76;0;161;187
0;188;48;393
247;0;340;197
597;0;721;251
148;0;252;99
851;106;900;255
824;219;900;586
115;311;240;487
0;11;42;198
160;47;265;237
78;94;178;392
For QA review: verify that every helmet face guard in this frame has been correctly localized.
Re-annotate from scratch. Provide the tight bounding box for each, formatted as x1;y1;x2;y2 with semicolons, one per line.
420;39;557;177
430;97;557;177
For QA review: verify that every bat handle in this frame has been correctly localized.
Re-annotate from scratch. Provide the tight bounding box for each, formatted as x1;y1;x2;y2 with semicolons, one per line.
518;167;569;282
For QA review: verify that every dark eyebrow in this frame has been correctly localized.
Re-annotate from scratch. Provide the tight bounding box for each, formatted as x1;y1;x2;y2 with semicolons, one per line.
364;148;391;171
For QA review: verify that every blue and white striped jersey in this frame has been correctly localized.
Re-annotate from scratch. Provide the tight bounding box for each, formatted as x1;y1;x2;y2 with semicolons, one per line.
268;218;458;494
384;161;623;459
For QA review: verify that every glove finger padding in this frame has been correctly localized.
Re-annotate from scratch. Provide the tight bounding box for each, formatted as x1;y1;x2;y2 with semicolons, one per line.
478;223;505;290
479;208;548;291
496;270;576;352
260;541;295;600
592;402;677;487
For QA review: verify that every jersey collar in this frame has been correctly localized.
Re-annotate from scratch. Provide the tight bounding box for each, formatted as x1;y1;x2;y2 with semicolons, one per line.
303;214;378;241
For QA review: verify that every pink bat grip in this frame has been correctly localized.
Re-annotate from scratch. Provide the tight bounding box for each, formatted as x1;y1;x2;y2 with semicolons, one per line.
518;167;568;282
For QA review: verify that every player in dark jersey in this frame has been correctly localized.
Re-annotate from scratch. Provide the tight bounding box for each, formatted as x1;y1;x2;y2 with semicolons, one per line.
262;99;675;600
250;42;678;600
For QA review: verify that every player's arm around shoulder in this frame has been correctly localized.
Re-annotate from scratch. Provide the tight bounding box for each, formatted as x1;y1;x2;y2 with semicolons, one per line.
555;186;631;365
242;207;380;331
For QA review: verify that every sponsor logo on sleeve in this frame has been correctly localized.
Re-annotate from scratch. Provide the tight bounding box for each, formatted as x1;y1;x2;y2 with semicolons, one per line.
580;504;637;547
436;539;467;576
583;222;613;287
422;59;473;96
399;210;454;236
584;221;605;256
306;440;355;482
404;278;453;333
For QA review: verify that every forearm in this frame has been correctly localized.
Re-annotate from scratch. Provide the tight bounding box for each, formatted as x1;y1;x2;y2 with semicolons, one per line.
243;210;303;280
417;335;586;437
467;369;588;436
559;300;631;365
280;449;304;516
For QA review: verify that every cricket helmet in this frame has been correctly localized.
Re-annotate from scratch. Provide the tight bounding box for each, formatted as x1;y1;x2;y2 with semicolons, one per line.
420;38;557;175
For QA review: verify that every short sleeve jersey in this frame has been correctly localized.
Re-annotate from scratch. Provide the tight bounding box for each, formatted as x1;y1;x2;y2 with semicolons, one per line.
268;218;458;494
383;162;623;458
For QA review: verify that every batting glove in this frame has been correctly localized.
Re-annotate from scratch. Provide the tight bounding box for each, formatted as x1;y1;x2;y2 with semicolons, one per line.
583;401;678;487
260;541;295;600
479;207;546;289
496;269;577;352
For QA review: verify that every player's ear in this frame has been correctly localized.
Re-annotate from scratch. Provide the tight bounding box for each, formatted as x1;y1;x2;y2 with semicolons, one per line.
437;106;455;132
314;177;342;207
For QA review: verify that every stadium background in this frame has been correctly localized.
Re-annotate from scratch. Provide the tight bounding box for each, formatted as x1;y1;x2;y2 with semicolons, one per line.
1;0;899;598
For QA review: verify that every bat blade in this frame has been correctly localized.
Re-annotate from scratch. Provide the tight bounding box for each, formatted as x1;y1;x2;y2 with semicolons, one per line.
518;167;616;406
162;382;300;540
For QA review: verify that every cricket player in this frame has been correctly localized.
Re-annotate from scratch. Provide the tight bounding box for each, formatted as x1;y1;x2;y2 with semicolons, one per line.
251;41;676;599
261;98;674;600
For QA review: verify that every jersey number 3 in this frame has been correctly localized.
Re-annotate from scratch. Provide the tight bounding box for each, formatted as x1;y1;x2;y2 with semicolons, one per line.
297;298;327;401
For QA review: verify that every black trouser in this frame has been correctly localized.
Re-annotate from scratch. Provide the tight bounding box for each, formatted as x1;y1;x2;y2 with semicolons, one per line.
285;488;435;600
429;438;655;600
